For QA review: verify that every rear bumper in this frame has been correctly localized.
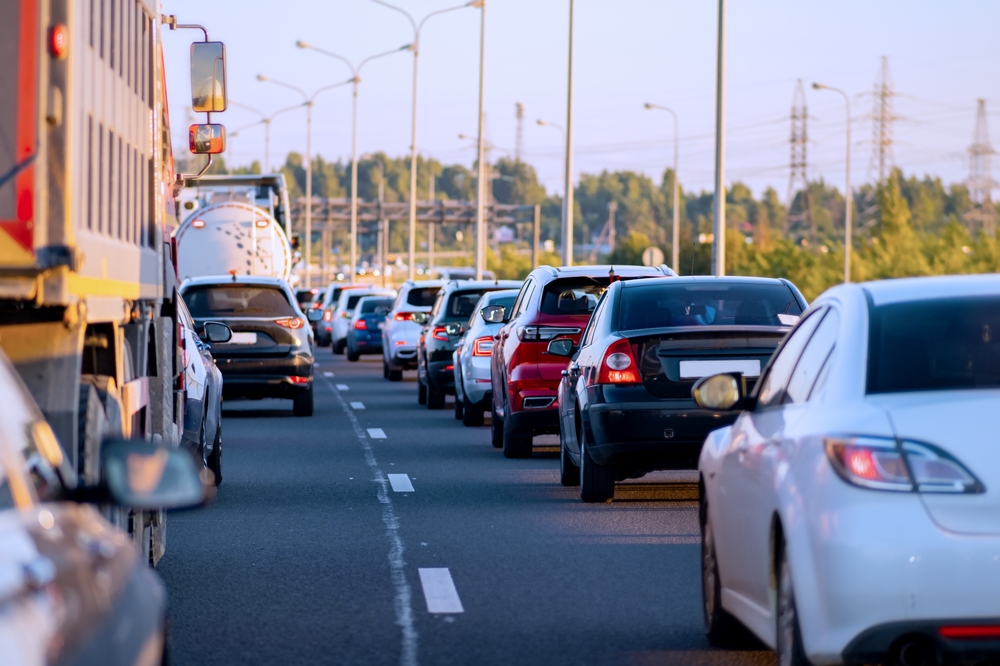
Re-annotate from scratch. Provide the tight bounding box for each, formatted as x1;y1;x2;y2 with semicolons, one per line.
349;331;384;354
217;353;313;398
843;619;1000;665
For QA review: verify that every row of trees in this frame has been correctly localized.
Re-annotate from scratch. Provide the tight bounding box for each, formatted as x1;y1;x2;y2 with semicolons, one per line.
207;152;999;300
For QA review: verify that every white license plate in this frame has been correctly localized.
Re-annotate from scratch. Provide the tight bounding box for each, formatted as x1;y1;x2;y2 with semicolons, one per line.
229;332;257;345
679;359;760;378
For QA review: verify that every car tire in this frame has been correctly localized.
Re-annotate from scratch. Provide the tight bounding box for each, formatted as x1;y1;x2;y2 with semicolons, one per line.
579;432;614;502
502;401;532;458
383;359;389;379
702;503;740;646
427;383;446;410
293;385;314;416
418;380;427;405
207;425;223;486
347;349;360;362
462;394;485;427
388;368;403;382
334;339;345;355
490;402;503;448
454;392;464;420
776;538;811;666
559;437;580;487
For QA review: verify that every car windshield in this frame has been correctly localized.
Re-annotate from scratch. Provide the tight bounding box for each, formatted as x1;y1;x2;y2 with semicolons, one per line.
183;285;295;317
618;282;802;330
867;296;1000;393
540;278;611;316
407;287;441;307
444;290;490;322
360;298;393;315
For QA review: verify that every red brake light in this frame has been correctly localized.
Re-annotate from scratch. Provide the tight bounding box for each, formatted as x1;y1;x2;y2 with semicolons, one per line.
940;626;1000;639
275;317;304;330
354;319;368;330
323;310;333;322
433;326;449;342
288;376;310;384
395;312;415;321
472;335;494;357
594;338;641;385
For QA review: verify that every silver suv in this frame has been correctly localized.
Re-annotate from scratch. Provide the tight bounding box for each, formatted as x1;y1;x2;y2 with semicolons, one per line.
381;280;445;381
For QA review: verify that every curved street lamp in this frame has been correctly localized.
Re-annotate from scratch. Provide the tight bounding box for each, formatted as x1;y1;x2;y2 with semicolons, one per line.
812;82;852;283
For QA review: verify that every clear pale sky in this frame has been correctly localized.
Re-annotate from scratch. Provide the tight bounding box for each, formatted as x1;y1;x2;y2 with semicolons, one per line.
161;0;1000;201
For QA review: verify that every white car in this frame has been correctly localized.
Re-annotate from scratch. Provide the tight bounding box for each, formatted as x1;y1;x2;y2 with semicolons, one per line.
453;289;519;426
331;287;396;355
382;280;445;381
695;274;1000;666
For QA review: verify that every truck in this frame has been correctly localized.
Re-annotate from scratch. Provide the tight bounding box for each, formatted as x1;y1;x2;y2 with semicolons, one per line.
0;0;228;564
175;174;294;282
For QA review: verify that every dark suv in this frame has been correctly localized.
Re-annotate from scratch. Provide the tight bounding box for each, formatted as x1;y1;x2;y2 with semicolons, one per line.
491;265;674;457
416;279;522;409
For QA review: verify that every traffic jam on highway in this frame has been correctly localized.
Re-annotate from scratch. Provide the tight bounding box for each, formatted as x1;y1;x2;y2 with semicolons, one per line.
2;2;1000;666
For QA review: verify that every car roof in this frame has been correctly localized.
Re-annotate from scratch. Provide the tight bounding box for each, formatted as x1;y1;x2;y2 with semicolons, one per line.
860;274;1000;306
620;275;790;288
441;279;522;292
180;275;291;290
481;289;520;301
401;279;448;289
533;264;671;280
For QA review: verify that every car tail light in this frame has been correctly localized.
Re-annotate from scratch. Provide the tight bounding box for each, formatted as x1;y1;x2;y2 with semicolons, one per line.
433;326;449;342
593;338;641;385
472;335;494;357
940;626;1000;639
341;311;351;318
288;376;310;384
323;310;333;322
312;302;322;309
275;317;305;330
825;437;982;494
354;319;368;330
395;312;416;321
517;325;581;342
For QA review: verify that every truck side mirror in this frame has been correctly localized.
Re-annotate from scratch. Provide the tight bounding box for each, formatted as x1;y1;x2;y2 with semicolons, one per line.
102;439;212;510
190;42;227;112
189;124;225;155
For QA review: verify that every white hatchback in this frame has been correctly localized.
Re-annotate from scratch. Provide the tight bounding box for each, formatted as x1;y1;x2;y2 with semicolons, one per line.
382;280;445;380
696;275;1000;666
453;289;519;427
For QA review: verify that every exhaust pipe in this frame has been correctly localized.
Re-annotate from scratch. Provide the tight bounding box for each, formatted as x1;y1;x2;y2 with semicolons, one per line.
892;637;936;666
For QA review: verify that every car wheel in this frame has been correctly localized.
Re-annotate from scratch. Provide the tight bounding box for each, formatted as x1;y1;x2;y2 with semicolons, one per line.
418;379;427;405
702;503;739;646
388;368;403;382
502;399;532;458
293;384;314;416
383;359;389;379
207;425;223;486
347;349;360;362
776;538;811;666
490;402;503;448
462;394;485;427
579;431;614;502
559;435;580;487
427;383;446;410
334;339;345;355
454;391;464;420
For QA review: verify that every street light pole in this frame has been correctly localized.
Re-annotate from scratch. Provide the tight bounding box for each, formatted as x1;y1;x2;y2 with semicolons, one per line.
230;100;302;174
372;0;481;281
644;103;680;273
296;43;409;283
712;0;726;276
812;82;852;283
474;1;487;279
563;0;575;267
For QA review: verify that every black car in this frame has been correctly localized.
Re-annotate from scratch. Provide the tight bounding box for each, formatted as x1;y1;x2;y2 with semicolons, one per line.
180;276;315;416
347;296;393;362
551;276;806;502
416;280;522;409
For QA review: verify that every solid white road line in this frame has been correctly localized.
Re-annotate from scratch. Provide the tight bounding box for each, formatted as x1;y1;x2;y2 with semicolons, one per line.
418;568;464;614
336;383;349;390
387;474;415;492
368;428;386;439
350;401;365;410
323;371;334;377
319;375;417;666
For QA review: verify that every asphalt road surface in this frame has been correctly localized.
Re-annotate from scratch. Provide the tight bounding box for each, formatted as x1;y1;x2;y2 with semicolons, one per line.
158;350;772;666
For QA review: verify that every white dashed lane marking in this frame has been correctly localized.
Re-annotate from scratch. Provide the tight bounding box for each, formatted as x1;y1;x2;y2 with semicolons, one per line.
336;384;349;390
367;428;386;439
387;474;414;492
350;402;365;410
323;371;334;377
418;568;464;613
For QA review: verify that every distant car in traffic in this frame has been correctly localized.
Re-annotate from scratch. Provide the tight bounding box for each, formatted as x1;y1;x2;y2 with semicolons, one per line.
453;289;519;426
347;296;394;362
696;275;1000;666
180;276;315;416
331;287;397;355
491;264;675;458
382;280;445;381
312;283;369;347
0;347;210;666
426;266;496;281
416;280;522;409
551;276;805;502
295;287;320;310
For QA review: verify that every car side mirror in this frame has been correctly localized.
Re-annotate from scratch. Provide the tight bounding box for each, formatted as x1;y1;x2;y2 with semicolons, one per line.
202;321;232;343
190;41;227;112
481;304;506;324
101;439;213;510
306;309;324;322
411;312;429;326
692;373;749;411
546;338;575;358
445;323;463;336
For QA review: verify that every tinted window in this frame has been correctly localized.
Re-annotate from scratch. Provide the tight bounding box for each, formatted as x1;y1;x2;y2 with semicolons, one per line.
444;290;489;322
345;294;366;310
295;289;317;306
582;292;610;347
513;278;535;318
755;309;825;408
361;298;393;314
867;296;1000;394
619;282;802;330
785;310;840;404
184;286;295;317
407;287;441;307
324;286;342;307
540;278;608;316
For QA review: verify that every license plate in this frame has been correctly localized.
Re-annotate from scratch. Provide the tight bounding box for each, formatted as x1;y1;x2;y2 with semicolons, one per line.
679;359;760;378
229;332;257;345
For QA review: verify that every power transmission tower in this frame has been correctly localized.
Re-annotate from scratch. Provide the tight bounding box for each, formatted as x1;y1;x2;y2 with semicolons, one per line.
870;56;897;184
967;99;997;235
787;79;811;240
515;102;524;163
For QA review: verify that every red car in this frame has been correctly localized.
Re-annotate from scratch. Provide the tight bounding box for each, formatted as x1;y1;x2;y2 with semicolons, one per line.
490;264;675;458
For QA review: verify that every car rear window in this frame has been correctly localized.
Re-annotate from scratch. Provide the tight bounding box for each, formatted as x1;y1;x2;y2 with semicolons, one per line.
618;282;802;330
444;290;490;322
345;294;367;310
361;298;393;314
407;287;441;307
183;285;295;318
867;296;1000;394
540;278;609;315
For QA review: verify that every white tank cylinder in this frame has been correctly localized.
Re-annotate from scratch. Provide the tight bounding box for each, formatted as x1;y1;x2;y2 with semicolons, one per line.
176;201;292;282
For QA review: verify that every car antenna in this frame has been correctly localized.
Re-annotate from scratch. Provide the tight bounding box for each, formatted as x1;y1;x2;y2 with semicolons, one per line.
608;266;619;283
